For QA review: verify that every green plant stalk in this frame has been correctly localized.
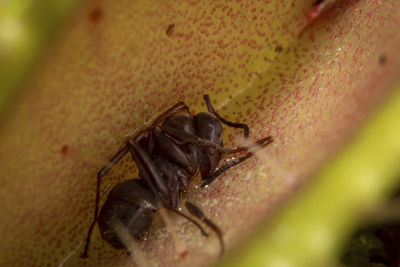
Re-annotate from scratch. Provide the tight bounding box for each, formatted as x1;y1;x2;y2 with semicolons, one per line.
220;84;400;267
0;0;80;117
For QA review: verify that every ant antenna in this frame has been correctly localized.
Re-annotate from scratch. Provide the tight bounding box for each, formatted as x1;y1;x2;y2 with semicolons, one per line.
185;201;224;258
203;95;249;143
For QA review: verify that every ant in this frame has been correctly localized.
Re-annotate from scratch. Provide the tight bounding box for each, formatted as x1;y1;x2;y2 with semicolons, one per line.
81;95;273;258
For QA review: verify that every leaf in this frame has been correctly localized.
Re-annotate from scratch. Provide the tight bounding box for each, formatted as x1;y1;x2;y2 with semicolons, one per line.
0;0;400;266
220;76;400;267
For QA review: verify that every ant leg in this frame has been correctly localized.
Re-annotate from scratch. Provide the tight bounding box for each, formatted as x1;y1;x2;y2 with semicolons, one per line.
201;152;252;187
213;136;273;154
127;140;170;202
97;146;130;178
203;95;249;143
159;125;273;154
165;207;209;237
185;201;224;258
158;125;273;186
109;195;209;238
151;102;191;127
200;136;273;187
81;145;130;258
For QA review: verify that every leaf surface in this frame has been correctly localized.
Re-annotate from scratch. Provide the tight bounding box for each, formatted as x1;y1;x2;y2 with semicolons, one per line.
0;0;400;266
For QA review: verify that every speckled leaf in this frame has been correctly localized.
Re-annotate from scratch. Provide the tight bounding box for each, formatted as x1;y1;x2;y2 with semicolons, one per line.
0;0;400;266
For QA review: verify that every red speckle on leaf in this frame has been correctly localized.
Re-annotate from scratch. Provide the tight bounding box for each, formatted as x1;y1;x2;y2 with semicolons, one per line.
61;145;68;155
88;7;103;23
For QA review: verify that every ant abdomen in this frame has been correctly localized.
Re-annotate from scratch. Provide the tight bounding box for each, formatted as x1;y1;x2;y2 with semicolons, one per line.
98;179;157;249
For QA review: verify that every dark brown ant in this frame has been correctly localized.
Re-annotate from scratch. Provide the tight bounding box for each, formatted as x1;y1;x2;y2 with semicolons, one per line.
81;95;273;258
